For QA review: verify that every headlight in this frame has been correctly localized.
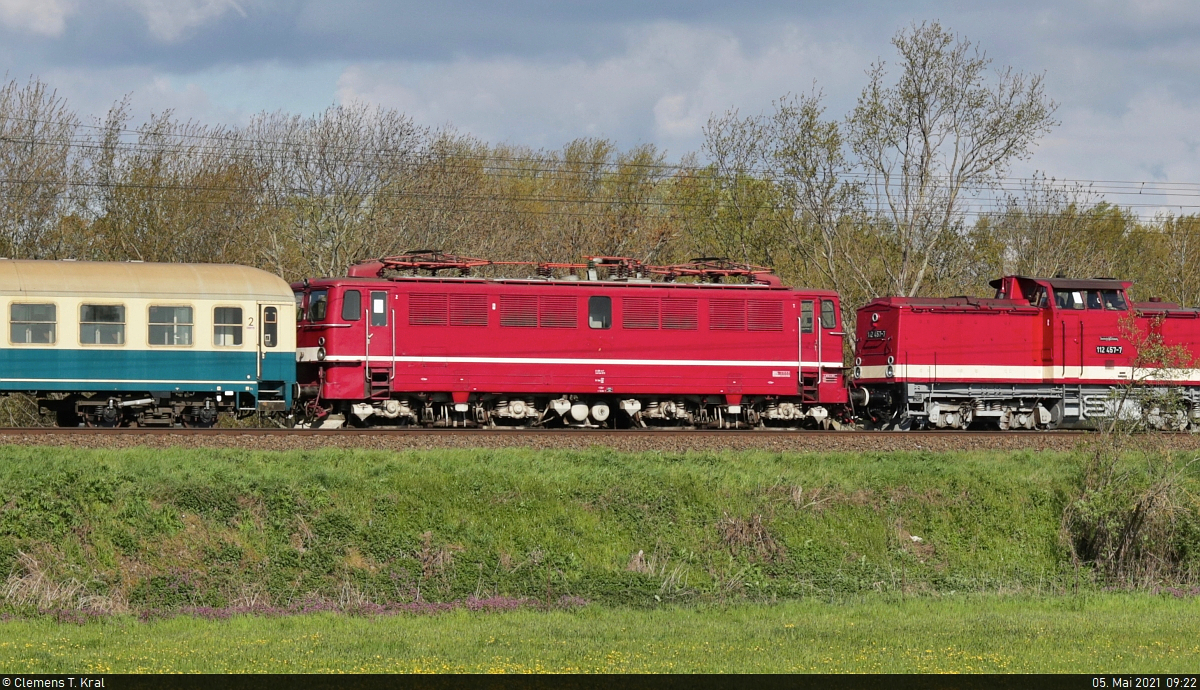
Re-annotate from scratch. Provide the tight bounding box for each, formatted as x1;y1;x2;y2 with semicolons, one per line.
885;365;894;378
853;366;862;379
317;347;326;361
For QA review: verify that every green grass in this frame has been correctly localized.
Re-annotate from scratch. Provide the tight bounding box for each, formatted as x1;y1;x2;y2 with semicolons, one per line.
3;445;1198;673
0;445;1131;612
1;595;1197;672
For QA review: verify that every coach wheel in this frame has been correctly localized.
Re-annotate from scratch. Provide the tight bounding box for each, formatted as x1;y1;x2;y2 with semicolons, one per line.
184;404;218;429
96;403;122;427
199;403;217;425
55;408;82;428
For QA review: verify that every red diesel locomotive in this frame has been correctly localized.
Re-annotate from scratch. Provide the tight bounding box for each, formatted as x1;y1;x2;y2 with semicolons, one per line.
293;254;849;428
853;275;1200;430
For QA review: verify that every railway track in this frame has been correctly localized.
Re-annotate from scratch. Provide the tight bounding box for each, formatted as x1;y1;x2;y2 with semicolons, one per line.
0;425;1153;454
0;426;1093;437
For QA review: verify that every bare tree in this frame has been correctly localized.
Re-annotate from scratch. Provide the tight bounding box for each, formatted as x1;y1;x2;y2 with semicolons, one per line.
847;21;1057;296
765;92;870;297
691;110;782;266
0;77;79;259
250;104;424;280
1140;214;1200;307
968;176;1144;291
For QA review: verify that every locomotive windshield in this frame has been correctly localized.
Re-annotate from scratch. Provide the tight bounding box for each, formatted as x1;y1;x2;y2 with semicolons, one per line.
308;290;329;322
1053;288;1127;311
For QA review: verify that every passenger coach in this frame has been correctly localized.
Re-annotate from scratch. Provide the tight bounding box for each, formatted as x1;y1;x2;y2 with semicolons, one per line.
0;260;296;426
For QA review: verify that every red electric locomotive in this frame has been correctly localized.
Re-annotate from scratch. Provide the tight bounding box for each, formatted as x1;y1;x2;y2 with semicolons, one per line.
293;253;848;428
852;275;1200;430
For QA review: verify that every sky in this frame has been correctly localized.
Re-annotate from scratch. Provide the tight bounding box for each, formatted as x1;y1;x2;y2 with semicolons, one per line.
1;0;1199;199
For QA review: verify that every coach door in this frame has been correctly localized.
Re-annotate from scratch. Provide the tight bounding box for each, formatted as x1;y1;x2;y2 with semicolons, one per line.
256;303;281;380
365;290;393;399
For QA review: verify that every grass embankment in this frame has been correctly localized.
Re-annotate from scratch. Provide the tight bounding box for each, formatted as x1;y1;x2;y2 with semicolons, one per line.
0;446;1126;611
3;444;1199;673
2;595;1198;673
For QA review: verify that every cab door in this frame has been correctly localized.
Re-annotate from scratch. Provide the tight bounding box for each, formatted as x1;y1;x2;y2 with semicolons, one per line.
798;299;819;400
1054;289;1086;379
365;289;393;399
816;297;847;401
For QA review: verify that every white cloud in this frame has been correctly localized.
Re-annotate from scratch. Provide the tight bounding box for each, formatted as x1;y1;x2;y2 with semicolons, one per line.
36;61;346;130
334;23;867;153
0;0;75;36
331;17;1200;210
1032;94;1200;181
7;2;1200;205
124;0;245;41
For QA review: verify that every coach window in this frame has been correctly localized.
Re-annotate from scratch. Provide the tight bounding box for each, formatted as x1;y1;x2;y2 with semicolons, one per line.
263;307;279;348
370;291;387;326
148;306;193;346
341;290;361;321
588;296;611;329
10;303;55;344
80;305;125;345
800;301;814;334
820;300;836;329
214;307;243;346
308;290;328;322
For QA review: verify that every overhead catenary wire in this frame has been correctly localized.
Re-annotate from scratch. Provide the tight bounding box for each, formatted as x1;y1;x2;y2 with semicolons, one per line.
4;111;1200;194
3;113;1200;229
0;174;1198;229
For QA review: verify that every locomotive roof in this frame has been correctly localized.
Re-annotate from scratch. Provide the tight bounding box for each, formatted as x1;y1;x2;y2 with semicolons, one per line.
987;275;1131;290
0;260;293;300
296;275;837;295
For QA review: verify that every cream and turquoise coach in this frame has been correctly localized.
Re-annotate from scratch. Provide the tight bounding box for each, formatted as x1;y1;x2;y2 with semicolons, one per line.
0;260;296;426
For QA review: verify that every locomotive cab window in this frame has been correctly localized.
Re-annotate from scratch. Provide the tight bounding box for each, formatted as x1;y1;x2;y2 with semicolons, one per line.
341;290;361;321
80;305;124;345
294;291;306;322
10;303;55;344
1031;287;1049;308
820;300;837;328
800;301;814;334
148;306;193;346
371;291;387;326
1099;290;1127;311
213;307;243;346
263;307;278;348
1054;290;1086;310
588;296;611;329
308;290;328;322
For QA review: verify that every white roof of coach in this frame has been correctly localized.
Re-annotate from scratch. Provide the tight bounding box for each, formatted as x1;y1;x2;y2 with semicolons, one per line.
0;260;293;300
